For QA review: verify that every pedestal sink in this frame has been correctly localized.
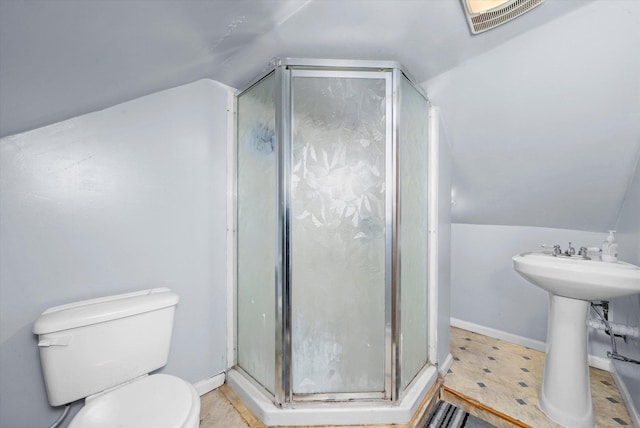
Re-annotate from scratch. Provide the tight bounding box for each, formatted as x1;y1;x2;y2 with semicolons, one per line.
512;252;640;428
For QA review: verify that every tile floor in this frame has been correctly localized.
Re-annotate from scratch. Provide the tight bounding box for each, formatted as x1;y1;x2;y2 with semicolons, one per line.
444;327;633;427
199;327;634;427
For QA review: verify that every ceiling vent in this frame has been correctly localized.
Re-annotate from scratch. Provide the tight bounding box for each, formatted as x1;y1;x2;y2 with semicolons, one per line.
462;0;544;34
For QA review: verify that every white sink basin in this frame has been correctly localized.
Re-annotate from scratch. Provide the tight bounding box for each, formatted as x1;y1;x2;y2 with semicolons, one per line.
512;251;640;301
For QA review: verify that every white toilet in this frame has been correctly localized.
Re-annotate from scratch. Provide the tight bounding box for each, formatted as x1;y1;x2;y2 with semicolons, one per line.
33;287;200;428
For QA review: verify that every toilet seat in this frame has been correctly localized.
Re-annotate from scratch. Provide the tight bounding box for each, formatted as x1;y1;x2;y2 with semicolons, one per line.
69;374;200;428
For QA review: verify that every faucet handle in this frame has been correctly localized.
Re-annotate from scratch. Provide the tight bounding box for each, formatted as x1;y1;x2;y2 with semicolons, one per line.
579;246;592;260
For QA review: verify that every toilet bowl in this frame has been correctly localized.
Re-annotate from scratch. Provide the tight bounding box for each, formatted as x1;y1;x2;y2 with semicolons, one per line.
69;374;199;428
34;288;200;428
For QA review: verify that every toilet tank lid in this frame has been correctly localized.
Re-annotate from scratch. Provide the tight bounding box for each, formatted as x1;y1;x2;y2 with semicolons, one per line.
33;288;179;335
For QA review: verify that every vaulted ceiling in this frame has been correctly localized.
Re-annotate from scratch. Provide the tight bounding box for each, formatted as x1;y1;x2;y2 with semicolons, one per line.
1;0;638;232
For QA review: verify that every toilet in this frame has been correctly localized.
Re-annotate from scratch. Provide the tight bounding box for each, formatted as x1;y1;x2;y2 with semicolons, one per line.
33;288;200;428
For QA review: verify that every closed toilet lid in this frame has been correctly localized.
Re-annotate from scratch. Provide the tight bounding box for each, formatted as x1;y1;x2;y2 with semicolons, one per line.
69;374;200;428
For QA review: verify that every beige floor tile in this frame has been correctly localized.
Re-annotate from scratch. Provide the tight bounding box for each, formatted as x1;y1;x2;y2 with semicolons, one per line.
200;388;250;428
219;384;267;428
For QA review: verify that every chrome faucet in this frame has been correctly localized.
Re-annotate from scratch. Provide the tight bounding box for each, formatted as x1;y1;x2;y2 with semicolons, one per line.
549;242;593;259
565;242;575;256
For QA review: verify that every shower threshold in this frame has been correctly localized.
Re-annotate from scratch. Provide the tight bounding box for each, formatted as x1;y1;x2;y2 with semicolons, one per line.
226;364;440;426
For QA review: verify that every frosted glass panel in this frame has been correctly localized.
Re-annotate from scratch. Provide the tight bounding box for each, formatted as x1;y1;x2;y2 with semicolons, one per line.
399;76;430;391
291;76;387;394
236;74;276;393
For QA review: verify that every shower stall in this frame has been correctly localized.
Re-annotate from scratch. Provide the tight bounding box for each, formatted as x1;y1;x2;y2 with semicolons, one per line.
229;59;439;425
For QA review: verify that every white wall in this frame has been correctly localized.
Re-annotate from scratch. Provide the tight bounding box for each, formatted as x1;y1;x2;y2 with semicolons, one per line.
611;160;640;417
0;79;230;428
615;159;640;265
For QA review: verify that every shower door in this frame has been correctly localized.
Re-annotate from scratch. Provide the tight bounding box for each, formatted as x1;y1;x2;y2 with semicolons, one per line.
288;70;392;400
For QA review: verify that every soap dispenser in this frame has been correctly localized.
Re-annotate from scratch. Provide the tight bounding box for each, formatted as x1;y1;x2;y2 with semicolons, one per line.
601;230;619;262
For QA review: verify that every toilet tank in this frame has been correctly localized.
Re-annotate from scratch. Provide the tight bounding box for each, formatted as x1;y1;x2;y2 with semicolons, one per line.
33;288;179;406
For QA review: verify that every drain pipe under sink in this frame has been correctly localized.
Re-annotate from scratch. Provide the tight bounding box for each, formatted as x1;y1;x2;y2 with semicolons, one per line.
587;318;640;339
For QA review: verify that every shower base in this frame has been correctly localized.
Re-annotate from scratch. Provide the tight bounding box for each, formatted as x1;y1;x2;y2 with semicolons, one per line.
227;365;439;426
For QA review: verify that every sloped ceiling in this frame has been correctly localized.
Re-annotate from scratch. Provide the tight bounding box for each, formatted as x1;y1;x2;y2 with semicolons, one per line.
426;0;640;231
0;0;310;137
0;0;591;137
1;0;638;232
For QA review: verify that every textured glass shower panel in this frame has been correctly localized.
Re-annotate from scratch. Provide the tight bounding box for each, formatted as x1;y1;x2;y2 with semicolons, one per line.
399;76;429;391
236;73;276;394
290;75;387;394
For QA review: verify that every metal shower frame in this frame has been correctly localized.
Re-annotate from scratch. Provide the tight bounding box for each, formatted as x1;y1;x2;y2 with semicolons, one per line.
233;58;432;407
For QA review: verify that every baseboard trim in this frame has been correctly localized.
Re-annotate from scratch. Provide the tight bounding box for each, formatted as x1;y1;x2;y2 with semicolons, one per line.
194;372;226;396
450;318;612;372
610;363;640;428
439;353;454;376
451;317;546;350
588;354;612;372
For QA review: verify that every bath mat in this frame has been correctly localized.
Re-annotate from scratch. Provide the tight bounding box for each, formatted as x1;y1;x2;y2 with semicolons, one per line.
424;400;496;428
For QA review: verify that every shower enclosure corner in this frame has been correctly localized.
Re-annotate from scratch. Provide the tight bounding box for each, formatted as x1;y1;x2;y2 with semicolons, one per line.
233;59;434;422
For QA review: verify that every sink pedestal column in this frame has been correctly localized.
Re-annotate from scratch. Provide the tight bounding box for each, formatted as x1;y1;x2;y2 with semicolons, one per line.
539;294;595;428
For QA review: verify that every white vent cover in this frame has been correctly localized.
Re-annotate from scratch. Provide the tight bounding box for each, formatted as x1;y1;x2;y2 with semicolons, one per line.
462;0;545;34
